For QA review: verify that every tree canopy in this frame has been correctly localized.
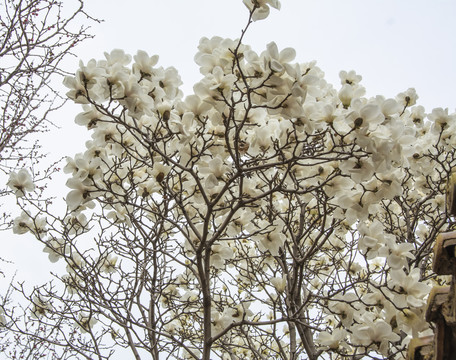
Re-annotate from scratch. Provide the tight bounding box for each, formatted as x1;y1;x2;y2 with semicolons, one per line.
2;1;456;359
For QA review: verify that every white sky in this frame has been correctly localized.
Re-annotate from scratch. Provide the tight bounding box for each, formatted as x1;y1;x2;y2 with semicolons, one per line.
1;0;456;352
72;0;456;109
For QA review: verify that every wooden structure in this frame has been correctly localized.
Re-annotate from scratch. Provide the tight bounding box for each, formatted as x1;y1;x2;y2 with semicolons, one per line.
407;179;456;360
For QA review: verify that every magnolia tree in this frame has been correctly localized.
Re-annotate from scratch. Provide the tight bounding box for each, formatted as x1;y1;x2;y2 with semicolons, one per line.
0;0;97;355
0;0;97;231
3;1;456;359
0;0;96;170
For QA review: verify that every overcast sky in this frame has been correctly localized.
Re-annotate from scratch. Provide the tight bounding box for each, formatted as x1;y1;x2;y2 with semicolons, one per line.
2;0;456;333
72;0;456;108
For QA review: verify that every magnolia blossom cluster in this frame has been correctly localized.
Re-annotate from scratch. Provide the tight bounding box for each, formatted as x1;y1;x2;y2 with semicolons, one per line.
7;169;34;198
9;2;456;359
243;0;281;21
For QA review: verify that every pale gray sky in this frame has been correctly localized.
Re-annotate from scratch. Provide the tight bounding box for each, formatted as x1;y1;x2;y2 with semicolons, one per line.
72;0;456;109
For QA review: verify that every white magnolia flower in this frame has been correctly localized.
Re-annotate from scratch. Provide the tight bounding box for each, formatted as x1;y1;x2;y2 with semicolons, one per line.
7;169;34;197
43;238;68;263
210;243;234;269
106;203;133;226
64;212;89;235
78;312;97;333
30;216;48;238
357;219;387;258
211;307;237;335
13;211;33;234
99;253;118;274
104;49;131;66
231;302;253;322
339;70;362;86
63;73;89;104
379;238;415;269
163;320;181;334
194;66;237;100
327;293;359;327
389;267;430;308
270;276;287;293
31;295;51;319
397;308;428;337
66;253;85;273
317;329;347;350
263;41;295;73
352;319;400;355
0;307;6;326
132;50;159;76
338;84;365;108
181;348;201;360
62;273;84;295
396;88;418;108
243;0;281;21
258;229;285;256
429;107;456;133
160;285;180;306
65;177;93;210
180;290;199;303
